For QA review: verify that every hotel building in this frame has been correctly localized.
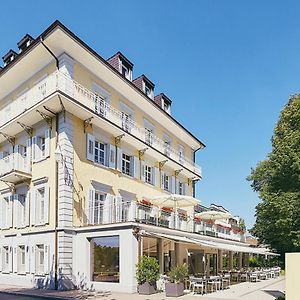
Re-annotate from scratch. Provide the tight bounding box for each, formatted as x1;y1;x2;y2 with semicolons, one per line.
0;21;270;292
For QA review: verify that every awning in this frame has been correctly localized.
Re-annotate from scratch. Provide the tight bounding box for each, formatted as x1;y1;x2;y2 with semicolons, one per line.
143;231;279;256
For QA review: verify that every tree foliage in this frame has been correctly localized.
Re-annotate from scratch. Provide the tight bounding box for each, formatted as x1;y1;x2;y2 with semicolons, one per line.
135;256;160;285
248;95;300;256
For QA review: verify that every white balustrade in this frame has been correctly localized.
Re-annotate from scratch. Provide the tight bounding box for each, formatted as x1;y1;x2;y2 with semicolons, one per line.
0;71;202;176
0;153;31;177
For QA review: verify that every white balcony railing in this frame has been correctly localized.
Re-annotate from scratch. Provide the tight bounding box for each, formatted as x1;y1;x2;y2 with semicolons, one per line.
0;153;31;177
85;201;243;242
0;71;201;176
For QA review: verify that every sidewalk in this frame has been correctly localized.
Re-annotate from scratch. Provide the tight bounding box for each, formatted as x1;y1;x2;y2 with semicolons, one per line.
0;277;285;300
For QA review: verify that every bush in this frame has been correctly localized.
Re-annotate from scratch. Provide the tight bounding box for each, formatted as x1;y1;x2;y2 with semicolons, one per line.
169;264;188;284
136;256;160;285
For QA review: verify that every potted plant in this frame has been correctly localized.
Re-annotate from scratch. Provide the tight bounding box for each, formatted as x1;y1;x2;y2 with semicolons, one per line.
136;255;160;295
165;264;188;297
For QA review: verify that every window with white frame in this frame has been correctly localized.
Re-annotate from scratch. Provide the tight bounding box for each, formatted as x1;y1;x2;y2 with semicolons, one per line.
36;245;44;274
122;153;131;176
121;64;131;80
145;85;152;98
93;83;110;117
2;246;9;272
18;245;26;273
93;191;106;225
144;120;155;146
94;140;106;165
164;137;171;157
36;187;45;224
32;129;50;162
121;111;132;132
178;182;184;195
162;173;170;191
145;165;153;184
178;145;185;163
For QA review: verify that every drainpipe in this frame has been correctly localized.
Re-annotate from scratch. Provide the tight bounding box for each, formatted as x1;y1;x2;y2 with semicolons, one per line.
40;37;60;289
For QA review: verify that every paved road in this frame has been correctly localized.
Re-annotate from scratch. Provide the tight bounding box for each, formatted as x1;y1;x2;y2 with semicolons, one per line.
0;293;48;300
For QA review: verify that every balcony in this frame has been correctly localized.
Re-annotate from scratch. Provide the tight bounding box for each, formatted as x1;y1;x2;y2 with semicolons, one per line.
0;153;31;183
0;71;201;177
85;200;243;242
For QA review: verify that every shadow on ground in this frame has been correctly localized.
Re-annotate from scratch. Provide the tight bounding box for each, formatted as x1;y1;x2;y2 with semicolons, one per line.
263;289;285;298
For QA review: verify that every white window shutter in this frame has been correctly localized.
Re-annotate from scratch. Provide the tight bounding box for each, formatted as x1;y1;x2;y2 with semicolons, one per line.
107;144;116;168
25;246;30;273
8;196;13;228
117;148;123;172
25;191;30;227
134;156;139;178
141;161;145;182
161;171;165;189
103;194;113;224
13;247;17;273
128;200;137;221
86;134;95;161
26;138;32;161
13;194;19;228
115;196;123;222
87;188;95;224
44;244;49;274
44;186;50;224
153;167;159;187
175;179;180;194
32;136;39;162
30;246;36;274
9;247;13;273
31;190;36;226
14;145;20;170
171;176;176;193
45;129;50;158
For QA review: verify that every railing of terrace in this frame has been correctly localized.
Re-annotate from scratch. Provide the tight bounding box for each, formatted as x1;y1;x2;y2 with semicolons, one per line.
0;71;201;176
0;153;31;177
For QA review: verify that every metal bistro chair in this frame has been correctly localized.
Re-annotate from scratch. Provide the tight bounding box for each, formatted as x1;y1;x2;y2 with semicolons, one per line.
222;274;231;289
207;276;221;293
192;277;206;295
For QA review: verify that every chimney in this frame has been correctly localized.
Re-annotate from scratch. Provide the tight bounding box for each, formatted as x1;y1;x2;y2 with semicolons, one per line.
17;34;34;53
2;50;18;66
107;51;133;81
154;93;172;114
133;75;155;100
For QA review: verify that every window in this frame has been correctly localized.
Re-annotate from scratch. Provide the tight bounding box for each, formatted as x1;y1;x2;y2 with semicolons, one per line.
121;64;131;80
36;245;44;274
40;137;46;157
93;191;106;225
164;101;171;113
164;139;171;157
2;246;9;272
121;111;131;132
163;174;170;191
122;153;131;176
95;93;106;117
2;196;10;228
145;128;153;146
145;165;153;184
178;145;185;163
36;188;45;224
18;245;26;273
178;182;184;195
94;141;106;165
32;129;50;162
145;85;152;98
92;236;119;282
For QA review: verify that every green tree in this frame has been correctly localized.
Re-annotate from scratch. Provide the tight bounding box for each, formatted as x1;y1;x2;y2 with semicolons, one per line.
248;95;300;257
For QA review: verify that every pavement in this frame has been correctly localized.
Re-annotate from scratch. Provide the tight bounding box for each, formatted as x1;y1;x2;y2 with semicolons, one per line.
0;277;285;300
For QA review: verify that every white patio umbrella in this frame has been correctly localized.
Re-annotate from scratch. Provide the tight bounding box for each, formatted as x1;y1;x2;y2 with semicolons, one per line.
195;210;232;220
145;194;199;210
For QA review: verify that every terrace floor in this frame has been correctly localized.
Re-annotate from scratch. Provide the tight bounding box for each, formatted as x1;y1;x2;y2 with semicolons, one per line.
0;277;285;300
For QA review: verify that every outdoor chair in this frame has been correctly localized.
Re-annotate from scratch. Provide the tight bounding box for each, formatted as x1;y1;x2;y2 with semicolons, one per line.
240;272;248;282
192;278;206;295
222;274;231;289
249;272;259;282
231;272;239;282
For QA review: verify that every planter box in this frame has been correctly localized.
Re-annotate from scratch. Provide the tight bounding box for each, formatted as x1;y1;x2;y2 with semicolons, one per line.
165;282;184;297
138;282;156;295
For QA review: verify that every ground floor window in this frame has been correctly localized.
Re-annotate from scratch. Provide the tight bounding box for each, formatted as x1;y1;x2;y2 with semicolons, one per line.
92;236;119;283
2;246;9;272
18;245;26;273
36;244;44;274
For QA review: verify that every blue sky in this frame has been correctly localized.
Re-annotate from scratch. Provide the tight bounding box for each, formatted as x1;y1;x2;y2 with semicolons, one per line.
1;1;299;229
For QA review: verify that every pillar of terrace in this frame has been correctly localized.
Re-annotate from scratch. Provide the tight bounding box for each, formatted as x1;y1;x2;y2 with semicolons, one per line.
206;254;210;276
157;238;164;274
218;249;223;272
238;252;243;269
229;251;234;270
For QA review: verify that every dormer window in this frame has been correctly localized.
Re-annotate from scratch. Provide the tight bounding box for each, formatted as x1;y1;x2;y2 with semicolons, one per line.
154;93;172;115
107;51;133;81
145;85;152;98
121;64;132;80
